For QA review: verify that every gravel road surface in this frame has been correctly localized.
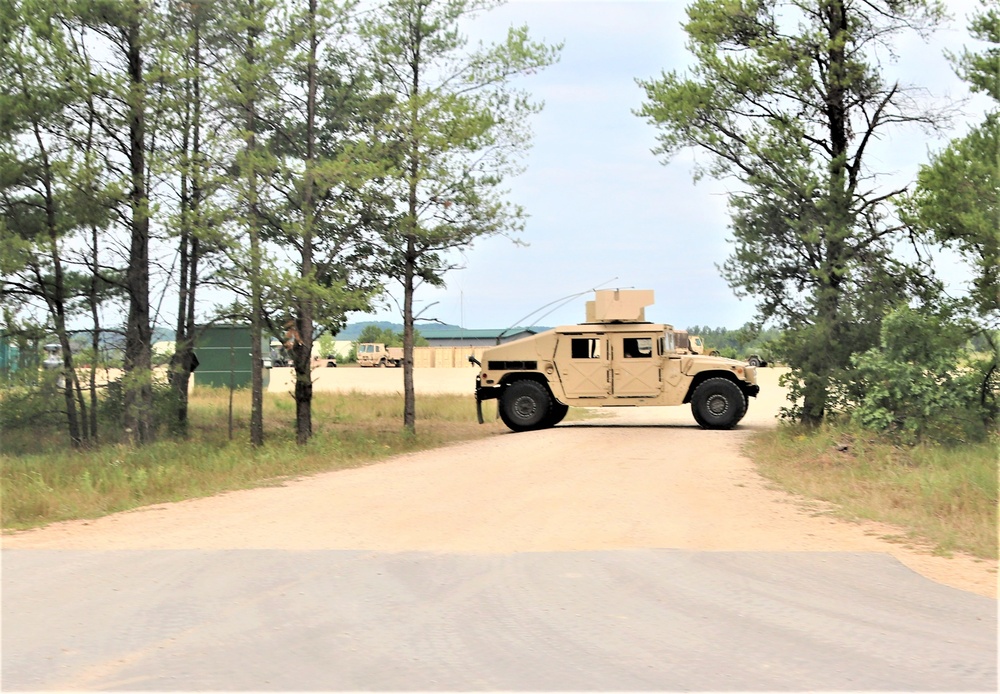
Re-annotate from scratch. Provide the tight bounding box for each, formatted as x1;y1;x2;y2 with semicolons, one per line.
3;366;996;691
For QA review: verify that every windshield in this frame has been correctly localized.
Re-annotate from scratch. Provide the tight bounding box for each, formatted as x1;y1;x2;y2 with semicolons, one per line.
663;330;676;353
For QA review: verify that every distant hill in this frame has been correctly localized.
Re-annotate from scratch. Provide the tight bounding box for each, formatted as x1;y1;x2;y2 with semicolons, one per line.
333;321;556;341
333;321;462;340
149;322;466;343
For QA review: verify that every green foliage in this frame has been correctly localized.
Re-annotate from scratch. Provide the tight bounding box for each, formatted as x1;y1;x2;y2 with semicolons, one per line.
354;324;427;348
951;0;1000;101
0;387;65;433
687;324;780;359
847;306;996;445
362;0;560;431
904;2;999;327
637;0;948;424
356;324;402;347
316;332;336;358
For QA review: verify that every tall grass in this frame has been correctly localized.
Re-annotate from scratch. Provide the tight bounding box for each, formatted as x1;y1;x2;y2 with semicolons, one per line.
747;423;999;560
1;389;501;530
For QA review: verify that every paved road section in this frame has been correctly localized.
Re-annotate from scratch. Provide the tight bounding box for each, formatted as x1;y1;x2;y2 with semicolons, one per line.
3;549;996;691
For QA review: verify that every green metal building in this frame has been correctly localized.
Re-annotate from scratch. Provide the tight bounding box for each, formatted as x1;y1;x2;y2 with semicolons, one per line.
0;332;40;383
193;324;270;389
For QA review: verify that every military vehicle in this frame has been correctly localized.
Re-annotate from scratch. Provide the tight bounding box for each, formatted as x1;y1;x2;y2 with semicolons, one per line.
469;289;760;432
357;343;403;367
312;354;338;368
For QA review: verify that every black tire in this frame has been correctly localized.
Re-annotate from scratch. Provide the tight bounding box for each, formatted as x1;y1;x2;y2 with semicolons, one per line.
691;377;746;430
541;401;569;428
378;358;386;368
498;380;552;432
747;355;761;367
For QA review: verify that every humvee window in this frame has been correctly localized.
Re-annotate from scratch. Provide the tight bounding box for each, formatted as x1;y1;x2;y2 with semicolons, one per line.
663;331;676;353
622;337;653;358
571;338;601;359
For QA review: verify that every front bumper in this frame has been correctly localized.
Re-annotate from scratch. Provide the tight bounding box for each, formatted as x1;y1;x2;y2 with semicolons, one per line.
474;375;501;424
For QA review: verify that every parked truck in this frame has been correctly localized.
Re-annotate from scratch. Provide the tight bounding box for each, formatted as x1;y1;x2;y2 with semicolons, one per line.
357;343;403;367
469;289;760;432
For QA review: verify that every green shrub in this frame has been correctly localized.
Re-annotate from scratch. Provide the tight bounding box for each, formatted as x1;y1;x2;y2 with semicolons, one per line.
848;307;995;444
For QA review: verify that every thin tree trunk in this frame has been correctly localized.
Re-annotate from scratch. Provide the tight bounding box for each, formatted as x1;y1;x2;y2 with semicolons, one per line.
294;0;319;445
169;20;203;437
123;3;154;444
402;235;416;433
247;0;264;447
802;0;851;426
89;235;100;442
402;7;422;435
27;122;82;447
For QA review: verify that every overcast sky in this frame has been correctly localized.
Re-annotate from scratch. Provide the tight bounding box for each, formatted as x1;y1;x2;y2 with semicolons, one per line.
352;0;989;332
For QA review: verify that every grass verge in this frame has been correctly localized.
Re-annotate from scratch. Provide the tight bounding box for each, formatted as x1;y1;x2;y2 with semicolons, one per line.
747;423;998;560
1;390;505;531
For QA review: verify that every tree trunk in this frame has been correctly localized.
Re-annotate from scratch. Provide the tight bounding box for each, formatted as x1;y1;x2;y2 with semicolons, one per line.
801;0;852;426
123;3;154;444
294;0;319;445
247;0;264;448
402;235;416;434
88;250;100;442
168;18;203;437
402;9;422;435
28;126;82;446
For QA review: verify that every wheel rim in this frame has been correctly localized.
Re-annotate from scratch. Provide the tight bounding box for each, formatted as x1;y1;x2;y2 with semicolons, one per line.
513;396;537;420
706;394;729;416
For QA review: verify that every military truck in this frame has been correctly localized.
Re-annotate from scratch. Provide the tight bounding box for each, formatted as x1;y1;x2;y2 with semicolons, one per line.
357;343;403;367
312;354;338;368
469;289;760;432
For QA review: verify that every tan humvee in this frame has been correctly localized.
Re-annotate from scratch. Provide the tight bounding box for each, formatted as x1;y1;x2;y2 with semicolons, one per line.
357;343;403;367
469;289;760;432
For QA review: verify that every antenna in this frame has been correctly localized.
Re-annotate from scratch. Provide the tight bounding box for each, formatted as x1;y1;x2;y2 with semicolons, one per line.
495;277;619;344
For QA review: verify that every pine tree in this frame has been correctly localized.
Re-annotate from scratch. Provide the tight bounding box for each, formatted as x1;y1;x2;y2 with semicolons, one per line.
362;0;560;432
638;0;949;424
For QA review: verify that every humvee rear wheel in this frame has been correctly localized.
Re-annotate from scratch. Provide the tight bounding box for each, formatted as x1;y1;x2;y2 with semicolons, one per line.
499;380;552;432
691;377;746;430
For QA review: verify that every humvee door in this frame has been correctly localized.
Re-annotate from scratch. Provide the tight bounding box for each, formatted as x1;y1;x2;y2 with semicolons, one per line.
556;335;610;397
611;334;662;397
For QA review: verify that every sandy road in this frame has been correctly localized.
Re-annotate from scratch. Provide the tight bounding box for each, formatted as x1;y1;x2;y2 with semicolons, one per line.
4;367;995;598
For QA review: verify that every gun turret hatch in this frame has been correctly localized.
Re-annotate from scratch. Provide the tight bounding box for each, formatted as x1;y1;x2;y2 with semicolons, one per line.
585;289;654;323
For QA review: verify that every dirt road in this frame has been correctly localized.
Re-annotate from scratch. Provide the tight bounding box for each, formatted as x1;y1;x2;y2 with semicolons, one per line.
4;367;995;598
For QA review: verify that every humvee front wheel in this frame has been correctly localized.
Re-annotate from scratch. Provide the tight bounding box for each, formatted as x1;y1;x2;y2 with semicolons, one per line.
691;377;746;430
542;401;569;428
499;380;552;432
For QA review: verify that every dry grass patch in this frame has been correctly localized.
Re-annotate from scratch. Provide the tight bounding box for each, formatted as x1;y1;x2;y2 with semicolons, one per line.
747;424;998;560
1;390;505;530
